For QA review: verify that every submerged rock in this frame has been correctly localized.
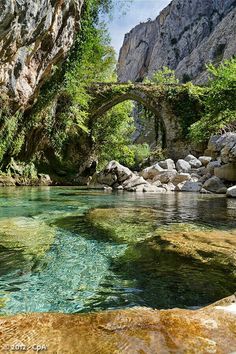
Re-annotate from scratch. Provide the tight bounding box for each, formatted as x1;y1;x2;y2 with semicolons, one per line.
0;217;55;258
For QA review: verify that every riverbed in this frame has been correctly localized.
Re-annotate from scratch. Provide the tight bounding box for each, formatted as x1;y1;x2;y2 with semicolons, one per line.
0;187;235;315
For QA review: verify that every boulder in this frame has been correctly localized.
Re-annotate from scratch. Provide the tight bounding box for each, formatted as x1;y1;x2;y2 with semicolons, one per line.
105;161;133;183
176;181;202;192
184;154;202;168
172;173;191;185
103;186;113;192
214;163;236;182
200;188;212;194
0;295;236;353
115;185;124;191
38;174;52;186
140;163;164;180
203;176;227;194
208;133;236;163
153;170;177;184
199;156;212;166
158;159;175;170
152;180;163;187
199;173;212;184
190;173;200;182
162;182;176;191
196;166;208;176
206;160;221;175
226;186;236;198
123;175;148;189
176;159;191;173
97;172;117;186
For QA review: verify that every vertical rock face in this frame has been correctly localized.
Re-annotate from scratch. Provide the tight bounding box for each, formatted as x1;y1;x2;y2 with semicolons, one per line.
0;0;84;106
118;0;236;83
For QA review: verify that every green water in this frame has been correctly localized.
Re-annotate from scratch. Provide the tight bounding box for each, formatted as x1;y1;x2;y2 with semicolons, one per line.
0;187;235;314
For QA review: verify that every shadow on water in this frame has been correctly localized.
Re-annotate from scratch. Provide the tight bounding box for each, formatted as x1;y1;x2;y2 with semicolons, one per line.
107;236;236;309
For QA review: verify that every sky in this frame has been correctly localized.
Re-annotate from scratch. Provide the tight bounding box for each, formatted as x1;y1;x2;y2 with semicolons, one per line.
105;0;171;56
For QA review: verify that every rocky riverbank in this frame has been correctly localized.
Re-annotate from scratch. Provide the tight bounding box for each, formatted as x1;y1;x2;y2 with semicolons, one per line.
94;133;236;197
1;133;236;194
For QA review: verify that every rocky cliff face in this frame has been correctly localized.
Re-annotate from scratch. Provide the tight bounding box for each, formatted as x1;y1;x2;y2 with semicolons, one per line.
0;0;84;106
118;0;236;83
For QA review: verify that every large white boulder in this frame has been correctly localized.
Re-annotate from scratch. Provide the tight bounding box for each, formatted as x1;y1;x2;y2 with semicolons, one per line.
158;159;176;170
140;163;164;180
105;161;133;183
184;154;202;168
176;159;191;173
153;170;177;184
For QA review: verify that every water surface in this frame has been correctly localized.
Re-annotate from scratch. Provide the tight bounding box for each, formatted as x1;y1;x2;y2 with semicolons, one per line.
0;187;235;314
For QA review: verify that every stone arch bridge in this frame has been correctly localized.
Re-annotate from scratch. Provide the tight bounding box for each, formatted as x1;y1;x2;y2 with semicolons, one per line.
87;82;200;159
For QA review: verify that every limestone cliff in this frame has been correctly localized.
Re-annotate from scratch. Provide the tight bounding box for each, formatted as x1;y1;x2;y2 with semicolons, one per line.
0;0;84;106
118;0;236;83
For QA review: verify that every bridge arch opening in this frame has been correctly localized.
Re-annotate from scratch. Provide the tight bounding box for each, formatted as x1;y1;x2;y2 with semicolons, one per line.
90;92;167;150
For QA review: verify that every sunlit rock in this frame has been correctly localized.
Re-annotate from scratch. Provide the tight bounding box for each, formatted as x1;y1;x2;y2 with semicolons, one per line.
0;295;235;353
176;159;191;173
199;156;212;166
184;154;202;168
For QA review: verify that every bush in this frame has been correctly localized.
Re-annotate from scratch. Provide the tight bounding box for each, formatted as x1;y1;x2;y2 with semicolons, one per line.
190;58;236;143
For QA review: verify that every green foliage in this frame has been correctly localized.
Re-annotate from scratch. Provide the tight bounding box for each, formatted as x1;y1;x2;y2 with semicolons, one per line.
190;58;236;143
145;66;179;85
93;100;135;168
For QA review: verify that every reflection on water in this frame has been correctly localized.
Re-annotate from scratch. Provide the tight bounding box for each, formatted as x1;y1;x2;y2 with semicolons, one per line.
0;187;235;314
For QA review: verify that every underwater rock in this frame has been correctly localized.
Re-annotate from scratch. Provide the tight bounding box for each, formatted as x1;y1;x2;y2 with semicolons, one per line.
0;217;55;258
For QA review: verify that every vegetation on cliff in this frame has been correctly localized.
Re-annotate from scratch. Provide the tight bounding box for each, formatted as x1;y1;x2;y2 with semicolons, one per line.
0;0;235;177
190;58;236;143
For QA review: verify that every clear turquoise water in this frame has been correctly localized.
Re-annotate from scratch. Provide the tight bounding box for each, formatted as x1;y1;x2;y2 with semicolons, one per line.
0;187;235;314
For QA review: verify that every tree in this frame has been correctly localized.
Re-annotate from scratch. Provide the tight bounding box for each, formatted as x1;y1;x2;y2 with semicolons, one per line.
190;58;236;143
145;66;179;85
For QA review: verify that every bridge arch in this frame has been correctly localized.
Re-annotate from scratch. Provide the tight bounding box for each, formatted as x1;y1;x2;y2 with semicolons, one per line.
88;83;186;158
90;91;166;147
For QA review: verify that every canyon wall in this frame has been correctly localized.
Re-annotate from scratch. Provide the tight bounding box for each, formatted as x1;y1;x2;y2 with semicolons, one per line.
118;0;236;83
0;0;84;107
